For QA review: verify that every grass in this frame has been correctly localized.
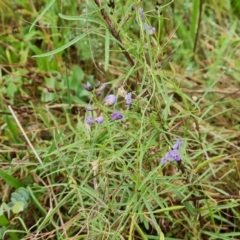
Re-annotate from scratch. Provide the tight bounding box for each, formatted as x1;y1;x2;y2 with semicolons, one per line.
1;0;240;239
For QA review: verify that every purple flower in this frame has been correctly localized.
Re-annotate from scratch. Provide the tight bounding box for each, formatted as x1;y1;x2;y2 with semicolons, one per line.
104;94;116;106
131;6;144;19
139;8;145;20
125;92;132;105
161;149;181;164
161;139;183;164
172;138;183;150
86;116;95;125
83;82;93;91
95;116;104;123
86;116;104;125
143;23;156;35
96;83;106;96
111;111;123;120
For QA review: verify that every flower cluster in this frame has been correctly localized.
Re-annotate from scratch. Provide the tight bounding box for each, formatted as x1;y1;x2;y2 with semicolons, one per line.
132;6;156;35
161;138;183;164
83;81;106;96
83;82;132;125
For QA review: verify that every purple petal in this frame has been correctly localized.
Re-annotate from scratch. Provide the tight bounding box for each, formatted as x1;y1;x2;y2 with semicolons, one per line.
96;83;107;96
165;151;175;161
143;23;148;30
101;83;107;89
125;92;132;105
161;157;167;164
104;94;116;106
175;155;181;161
142;23;155;35
111;111;123;120
95;116;104;123
172;138;183;150
161;149;181;164
148;27;156;35
96;91;102;96
86;116;94;125
83;82;93;91
168;149;181;161
139;8;145;19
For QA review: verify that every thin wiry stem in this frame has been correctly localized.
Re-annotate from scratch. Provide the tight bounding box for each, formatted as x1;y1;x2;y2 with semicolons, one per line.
93;0;135;67
176;194;240;203
8;105;43;165
193;0;203;53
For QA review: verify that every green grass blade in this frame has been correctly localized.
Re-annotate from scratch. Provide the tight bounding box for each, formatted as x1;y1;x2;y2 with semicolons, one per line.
32;28;100;57
27;187;47;216
58;13;107;28
190;0;200;42
0;169;24;189
29;0;56;32
195;155;226;173
152;205;185;214
104;28;110;71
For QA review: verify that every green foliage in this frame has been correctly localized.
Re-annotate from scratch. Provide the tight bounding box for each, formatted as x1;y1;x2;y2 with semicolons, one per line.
0;188;30;240
0;170;24;189
9;188;31;213
1;0;240;239
231;0;240;17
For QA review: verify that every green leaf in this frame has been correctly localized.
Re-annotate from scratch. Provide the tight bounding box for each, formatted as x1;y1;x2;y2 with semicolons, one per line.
0;215;9;227
0;203;10;216
29;0;56;32
58;13;106;28
231;0;240;17
195;155;226;173
0;226;7;239
32;28;100;58
152;205;185;213
0;169;24;189
27;187;47;215
11;201;24;214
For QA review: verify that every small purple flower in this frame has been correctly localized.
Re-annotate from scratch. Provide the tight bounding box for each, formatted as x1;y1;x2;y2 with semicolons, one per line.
161;138;183;164
95;116;104;123
86;116;95;125
161;149;181;164
125;92;132;105
83;82;93;91
167;150;181;161
96;83;106;96
139;8;145;20
104;94;116;106
143;23;156;35
111;111;123;120
86;116;104;125
172;138;183;150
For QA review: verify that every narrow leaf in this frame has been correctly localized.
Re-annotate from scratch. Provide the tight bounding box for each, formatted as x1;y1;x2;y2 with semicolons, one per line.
58;13;106;28
29;0;56;32
0;169;24;189
195;155;226;173
104;29;110;71
32;28;99;57
152;205;185;213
